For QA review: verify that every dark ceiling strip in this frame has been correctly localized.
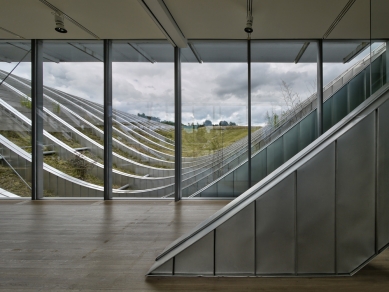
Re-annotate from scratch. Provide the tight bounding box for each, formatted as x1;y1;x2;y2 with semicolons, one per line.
343;42;370;63
128;43;155;63
7;42;60;63
0;49;30;86
188;43;202;63
68;43;103;62
138;0;176;47
161;0;186;39
0;27;25;39
323;0;356;39
294;42;310;64
38;0;100;40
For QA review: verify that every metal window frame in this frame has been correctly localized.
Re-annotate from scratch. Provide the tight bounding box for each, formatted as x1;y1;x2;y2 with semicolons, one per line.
31;39;44;200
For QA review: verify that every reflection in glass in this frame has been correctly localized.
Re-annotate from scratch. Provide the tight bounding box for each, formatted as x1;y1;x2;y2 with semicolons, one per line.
0;41;32;197
181;41;248;197
250;41;317;186
112;41;175;198
42;40;104;197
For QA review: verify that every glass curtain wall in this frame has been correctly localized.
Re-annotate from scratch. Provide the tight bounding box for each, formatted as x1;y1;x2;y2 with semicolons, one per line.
322;41;373;133
0;40;32;198
250;41;318;186
181;41;248;198
112;41;174;198
372;0;389;88
42;41;104;197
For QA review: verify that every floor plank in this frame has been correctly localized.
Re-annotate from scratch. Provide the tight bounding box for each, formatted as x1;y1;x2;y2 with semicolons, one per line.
0;199;388;291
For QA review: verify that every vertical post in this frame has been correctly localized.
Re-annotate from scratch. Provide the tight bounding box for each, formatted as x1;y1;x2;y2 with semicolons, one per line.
248;39;252;188
386;41;389;84
317;39;324;136
174;47;182;202
31;40;43;200
104;40;113;200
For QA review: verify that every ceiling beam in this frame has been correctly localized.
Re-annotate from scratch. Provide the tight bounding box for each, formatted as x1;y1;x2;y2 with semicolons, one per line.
343;42;369;63
188;43;203;63
294;42;310;64
138;0;187;48
7;42;60;63
128;43;155;63
0;27;25;39
68;43;103;62
323;0;356;39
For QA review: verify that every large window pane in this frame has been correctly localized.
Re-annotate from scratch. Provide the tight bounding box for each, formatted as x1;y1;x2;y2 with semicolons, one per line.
181;41;248;198
0;41;32;198
323;40;374;133
112;41;174;198
251;41;317;186
42;41;104;197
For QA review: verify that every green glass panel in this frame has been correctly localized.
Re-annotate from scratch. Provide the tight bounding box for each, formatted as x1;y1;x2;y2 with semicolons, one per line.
251;148;267;185
371;55;383;94
348;72;365;112
332;87;348;125
299;111;317;151
283;125;300;162
323;98;332;133
267;137;284;174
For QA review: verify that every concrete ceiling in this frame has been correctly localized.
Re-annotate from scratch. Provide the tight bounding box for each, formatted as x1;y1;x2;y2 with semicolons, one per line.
0;0;387;41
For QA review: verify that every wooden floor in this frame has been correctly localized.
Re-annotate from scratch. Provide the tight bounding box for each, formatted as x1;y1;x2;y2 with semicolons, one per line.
0;199;388;292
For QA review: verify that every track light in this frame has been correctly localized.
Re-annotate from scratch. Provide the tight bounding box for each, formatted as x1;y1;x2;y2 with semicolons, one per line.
244;0;253;34
244;15;253;33
54;13;67;33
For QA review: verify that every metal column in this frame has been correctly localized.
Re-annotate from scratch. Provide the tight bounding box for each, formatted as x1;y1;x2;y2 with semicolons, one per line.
31;40;44;200
248;39;252;188
317;40;324;136
174;47;182;202
104;40;113;200
386;41;389;84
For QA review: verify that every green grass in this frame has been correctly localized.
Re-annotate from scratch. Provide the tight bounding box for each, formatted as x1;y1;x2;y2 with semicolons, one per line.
181;126;258;157
0;164;31;197
50;132;83;148
44;154;105;186
0;130;31;152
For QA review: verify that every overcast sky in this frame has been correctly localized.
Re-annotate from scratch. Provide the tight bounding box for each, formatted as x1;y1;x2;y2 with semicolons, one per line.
0;44;374;127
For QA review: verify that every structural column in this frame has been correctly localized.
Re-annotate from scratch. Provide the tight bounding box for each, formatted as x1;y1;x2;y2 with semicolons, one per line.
104;40;113;200
31;40;44;200
317;39;324;136
247;38;252;188
174;47;182;202
386;41;389;84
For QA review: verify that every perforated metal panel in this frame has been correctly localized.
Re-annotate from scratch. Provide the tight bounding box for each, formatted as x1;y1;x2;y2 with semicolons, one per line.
215;203;255;275
175;231;214;275
336;112;376;273
297;143;336;274
256;173;295;275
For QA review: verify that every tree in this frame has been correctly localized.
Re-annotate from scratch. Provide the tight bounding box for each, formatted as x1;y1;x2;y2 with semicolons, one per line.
203;120;212;126
280;80;302;122
219;120;228;126
266;109;280;127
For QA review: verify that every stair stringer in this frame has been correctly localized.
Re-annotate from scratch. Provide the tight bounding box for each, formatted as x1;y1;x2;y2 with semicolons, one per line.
147;85;389;277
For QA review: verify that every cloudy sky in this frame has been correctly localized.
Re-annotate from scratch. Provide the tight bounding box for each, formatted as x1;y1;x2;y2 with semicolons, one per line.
0;44;375;127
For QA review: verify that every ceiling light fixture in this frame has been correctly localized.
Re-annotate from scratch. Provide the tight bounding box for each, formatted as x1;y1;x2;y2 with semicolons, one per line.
244;0;253;34
54;12;67;33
